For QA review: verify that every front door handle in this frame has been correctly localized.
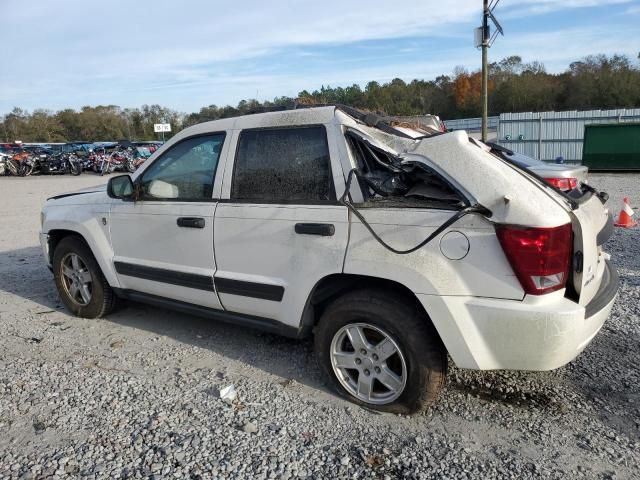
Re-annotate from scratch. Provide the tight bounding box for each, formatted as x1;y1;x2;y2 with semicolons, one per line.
177;217;205;229
294;223;335;236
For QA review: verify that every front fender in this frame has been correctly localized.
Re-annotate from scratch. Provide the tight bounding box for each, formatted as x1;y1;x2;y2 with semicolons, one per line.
42;204;119;287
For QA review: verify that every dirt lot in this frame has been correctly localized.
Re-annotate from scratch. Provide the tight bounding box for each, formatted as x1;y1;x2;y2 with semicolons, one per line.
0;174;639;479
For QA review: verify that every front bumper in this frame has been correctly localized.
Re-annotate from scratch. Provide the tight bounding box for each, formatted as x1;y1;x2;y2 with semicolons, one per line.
418;260;619;370
39;232;52;268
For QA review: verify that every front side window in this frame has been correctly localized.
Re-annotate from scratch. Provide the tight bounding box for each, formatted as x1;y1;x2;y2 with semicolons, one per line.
231;126;334;203
140;134;225;200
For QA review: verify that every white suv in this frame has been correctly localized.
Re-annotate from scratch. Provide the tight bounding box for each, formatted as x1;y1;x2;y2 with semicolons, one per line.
40;106;618;413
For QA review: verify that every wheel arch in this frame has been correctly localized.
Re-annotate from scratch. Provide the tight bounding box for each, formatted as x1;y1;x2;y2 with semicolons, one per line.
47;227;120;287
299;273;444;345
48;229;84;265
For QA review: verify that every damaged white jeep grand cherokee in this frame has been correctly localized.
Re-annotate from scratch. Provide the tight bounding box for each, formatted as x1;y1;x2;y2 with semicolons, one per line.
40;106;618;413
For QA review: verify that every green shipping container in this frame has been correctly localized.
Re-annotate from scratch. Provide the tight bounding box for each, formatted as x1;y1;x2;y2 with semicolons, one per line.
582;123;640;170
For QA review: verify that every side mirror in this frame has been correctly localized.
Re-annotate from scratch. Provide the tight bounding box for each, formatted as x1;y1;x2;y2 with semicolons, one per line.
107;174;135;199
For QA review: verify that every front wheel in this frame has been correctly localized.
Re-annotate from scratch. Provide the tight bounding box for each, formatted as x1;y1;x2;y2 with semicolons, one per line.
6;160;18;176
69;162;82;175
125;159;137;173
314;289;447;414
52;236;117;318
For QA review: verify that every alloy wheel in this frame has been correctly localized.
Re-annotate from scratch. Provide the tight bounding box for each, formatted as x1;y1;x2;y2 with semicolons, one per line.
60;253;93;306
330;323;407;405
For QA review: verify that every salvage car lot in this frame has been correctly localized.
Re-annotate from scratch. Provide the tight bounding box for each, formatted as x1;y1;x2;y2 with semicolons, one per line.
0;175;639;479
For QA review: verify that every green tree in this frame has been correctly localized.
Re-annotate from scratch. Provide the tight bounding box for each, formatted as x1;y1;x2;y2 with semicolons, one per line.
2;54;639;142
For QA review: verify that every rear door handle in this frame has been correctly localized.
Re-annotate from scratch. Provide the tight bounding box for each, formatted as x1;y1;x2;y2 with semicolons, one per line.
294;223;335;236
177;217;205;229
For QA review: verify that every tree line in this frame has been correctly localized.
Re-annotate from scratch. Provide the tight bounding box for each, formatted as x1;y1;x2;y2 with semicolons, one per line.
2;54;639;143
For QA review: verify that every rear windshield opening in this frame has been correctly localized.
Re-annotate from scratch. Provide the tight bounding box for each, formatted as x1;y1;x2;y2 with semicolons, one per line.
345;131;465;209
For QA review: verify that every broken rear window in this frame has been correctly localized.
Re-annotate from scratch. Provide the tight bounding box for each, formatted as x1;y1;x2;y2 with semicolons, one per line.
345;130;465;209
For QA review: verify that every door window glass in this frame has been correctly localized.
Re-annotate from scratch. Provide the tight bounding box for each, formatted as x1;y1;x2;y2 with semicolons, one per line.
140;134;225;200
231;126;334;202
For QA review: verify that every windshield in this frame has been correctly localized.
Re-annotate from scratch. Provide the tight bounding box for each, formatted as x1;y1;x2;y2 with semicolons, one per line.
337;105;441;141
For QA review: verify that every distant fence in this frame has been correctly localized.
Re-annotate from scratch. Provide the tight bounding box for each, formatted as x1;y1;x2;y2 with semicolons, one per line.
498;109;640;163
444;109;640;164
444;116;499;133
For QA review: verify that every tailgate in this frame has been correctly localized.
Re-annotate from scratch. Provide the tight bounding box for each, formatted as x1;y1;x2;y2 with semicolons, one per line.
570;194;612;305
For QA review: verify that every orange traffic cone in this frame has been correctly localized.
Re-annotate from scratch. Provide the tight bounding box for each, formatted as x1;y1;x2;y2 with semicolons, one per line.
614;197;637;228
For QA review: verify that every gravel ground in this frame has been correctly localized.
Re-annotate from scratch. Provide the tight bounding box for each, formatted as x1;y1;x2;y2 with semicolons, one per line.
0;174;638;480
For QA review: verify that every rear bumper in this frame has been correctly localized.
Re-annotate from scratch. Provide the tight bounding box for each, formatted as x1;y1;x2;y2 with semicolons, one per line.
418;260;618;370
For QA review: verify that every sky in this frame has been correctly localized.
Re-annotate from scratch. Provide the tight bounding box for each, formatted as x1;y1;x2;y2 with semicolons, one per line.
1;0;639;114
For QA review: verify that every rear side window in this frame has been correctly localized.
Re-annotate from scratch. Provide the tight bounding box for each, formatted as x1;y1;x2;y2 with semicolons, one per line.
231;126;335;203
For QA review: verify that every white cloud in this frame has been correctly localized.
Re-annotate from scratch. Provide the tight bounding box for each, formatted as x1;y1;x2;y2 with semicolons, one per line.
0;1;479;71
0;0;480;109
488;25;639;68
501;0;633;18
0;0;638;112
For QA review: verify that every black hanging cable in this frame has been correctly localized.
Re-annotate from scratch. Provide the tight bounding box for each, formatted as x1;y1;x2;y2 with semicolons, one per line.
339;169;490;255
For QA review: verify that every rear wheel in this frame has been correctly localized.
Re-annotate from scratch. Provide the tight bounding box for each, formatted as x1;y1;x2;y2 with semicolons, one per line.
52;236;116;318
16;161;29;177
315;289;447;414
22;161;34;176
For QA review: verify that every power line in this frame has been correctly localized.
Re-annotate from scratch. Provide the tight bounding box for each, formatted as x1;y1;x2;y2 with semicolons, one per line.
479;0;504;142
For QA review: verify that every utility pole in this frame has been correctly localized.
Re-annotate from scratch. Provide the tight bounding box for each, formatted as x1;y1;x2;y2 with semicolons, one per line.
477;0;503;142
481;0;489;142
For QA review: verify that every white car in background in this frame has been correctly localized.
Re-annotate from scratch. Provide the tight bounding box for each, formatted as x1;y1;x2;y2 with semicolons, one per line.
39;106;618;414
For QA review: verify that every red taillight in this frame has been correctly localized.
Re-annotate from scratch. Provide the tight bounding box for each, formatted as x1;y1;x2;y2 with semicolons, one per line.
545;177;577;190
496;224;572;295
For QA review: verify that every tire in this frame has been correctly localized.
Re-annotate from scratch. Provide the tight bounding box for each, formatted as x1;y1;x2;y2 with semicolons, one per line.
52;236;117;318
314;289;447;414
126;159;137;173
23;162;34;176
6;160;18;176
70;162;82;176
17;161;29;177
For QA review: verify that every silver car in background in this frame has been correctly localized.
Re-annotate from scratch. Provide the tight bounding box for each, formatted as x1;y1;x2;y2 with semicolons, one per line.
488;142;588;191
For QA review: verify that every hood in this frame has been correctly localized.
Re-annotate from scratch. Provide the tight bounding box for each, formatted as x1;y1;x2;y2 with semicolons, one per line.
46;184;109;207
48;183;106;201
